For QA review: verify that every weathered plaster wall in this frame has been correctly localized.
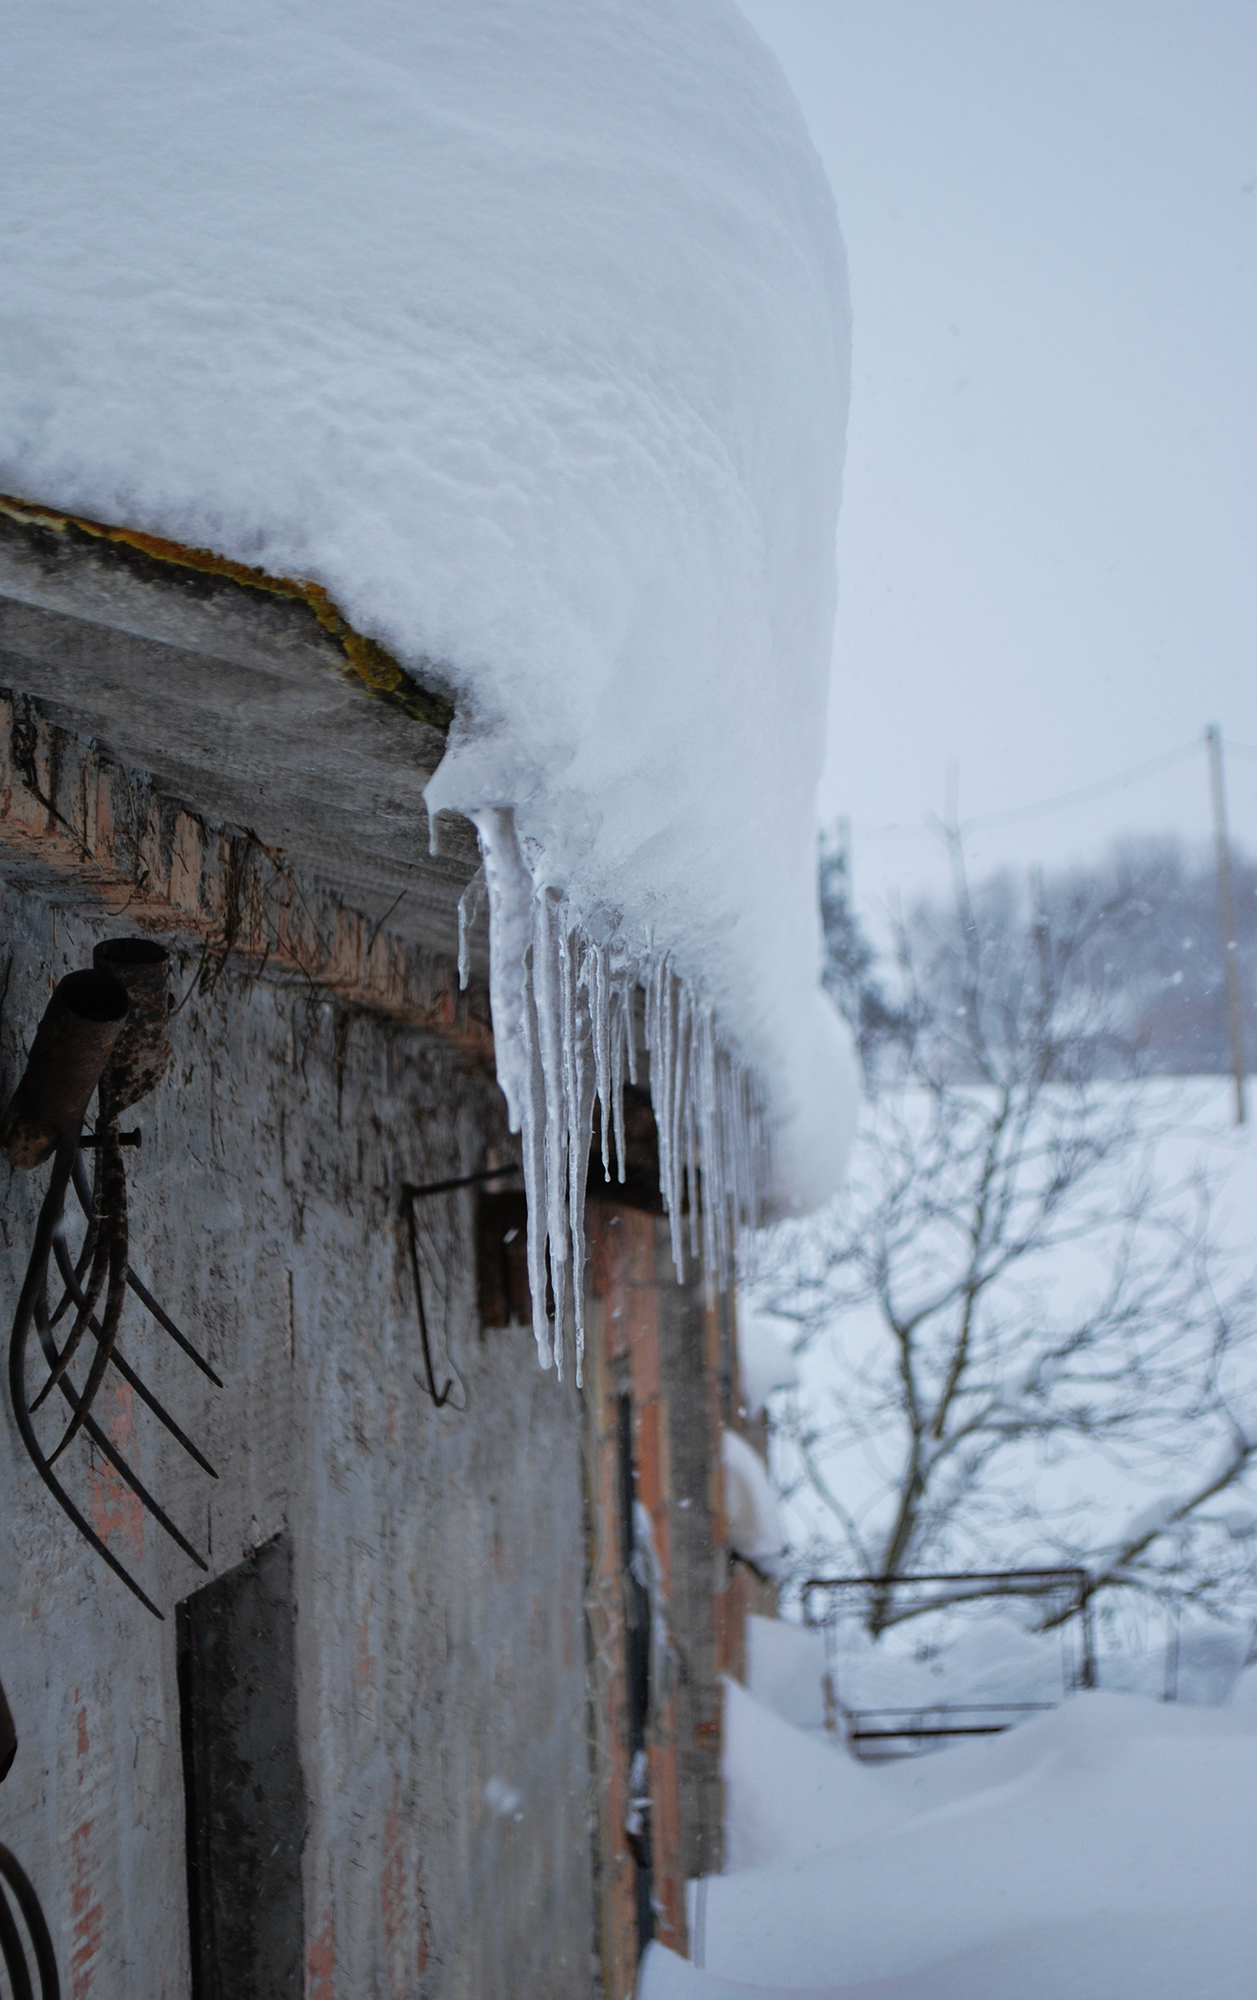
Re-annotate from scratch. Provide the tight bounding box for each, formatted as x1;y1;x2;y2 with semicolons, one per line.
0;875;593;1998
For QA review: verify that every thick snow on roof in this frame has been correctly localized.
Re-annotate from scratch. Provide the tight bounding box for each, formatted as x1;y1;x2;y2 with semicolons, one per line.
0;0;855;1339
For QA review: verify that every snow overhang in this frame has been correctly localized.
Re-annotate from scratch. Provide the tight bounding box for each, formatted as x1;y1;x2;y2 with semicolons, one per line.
1;0;860;1359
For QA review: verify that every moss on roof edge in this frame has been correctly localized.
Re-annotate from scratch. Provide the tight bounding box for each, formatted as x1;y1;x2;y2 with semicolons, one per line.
0;490;455;733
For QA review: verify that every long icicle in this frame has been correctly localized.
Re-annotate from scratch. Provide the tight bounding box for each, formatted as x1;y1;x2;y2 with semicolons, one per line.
610;983;628;1184
468;815;771;1375
590;941;612;1184
568;970;597;1385
532;889;569;1375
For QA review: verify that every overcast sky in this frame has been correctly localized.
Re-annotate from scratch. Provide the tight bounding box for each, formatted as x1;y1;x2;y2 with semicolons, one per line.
741;0;1257;926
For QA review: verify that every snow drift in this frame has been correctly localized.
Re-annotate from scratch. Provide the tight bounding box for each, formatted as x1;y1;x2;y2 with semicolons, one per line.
0;0;856;1358
644;1675;1257;1998
723;1431;786;1570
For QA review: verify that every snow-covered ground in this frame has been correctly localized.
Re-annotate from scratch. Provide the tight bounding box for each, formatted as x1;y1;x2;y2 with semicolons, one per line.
641;1655;1257;1998
657;1079;1257;1995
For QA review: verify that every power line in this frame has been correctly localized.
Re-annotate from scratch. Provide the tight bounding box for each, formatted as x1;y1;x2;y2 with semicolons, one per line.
849;739;1205;841
847;821;936;841
959;741;1201;831
846;728;1257;846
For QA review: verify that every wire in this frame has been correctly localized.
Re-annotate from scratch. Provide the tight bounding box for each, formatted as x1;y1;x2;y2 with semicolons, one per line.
958;741;1202;832
850;741;1204;841
847;821;937;841
849;731;1252;845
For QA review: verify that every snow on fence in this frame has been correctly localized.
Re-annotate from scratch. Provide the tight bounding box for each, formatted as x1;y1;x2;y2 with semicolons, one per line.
802;1569;1094;1758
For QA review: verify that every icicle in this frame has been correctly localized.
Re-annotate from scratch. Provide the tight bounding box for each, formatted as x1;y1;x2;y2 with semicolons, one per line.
660;968;684;1275
556;914;585;1378
567;978;597;1384
520;972;552;1367
694;1006;719;1287
468;811;772;1382
532;889;570;1375
652;967;670;1194
624;978;639;1089
610;984;628;1184
470;809;534;1132
711;1033;731;1282
456;864;486;991
671;979;693;1278
710;1038;727;1288
589;941;612;1183
642;958;657;1084
684;1002;701;1270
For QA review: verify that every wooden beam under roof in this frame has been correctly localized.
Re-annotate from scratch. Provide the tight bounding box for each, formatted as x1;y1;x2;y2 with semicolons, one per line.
0;497;481;968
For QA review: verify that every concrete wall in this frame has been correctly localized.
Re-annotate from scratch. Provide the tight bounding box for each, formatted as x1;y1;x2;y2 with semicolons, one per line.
0;872;594;1998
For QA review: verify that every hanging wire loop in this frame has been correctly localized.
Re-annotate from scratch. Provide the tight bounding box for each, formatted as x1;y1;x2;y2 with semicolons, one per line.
400;1165;518;1410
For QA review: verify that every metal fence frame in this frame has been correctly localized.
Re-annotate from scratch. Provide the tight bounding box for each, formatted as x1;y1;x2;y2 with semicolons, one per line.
800;1568;1093;1760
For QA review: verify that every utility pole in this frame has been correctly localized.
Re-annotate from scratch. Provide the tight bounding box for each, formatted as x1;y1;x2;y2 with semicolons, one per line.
1206;724;1247;1126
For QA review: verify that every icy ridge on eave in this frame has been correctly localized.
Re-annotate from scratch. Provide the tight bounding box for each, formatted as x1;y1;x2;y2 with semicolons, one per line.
1;0;860;1327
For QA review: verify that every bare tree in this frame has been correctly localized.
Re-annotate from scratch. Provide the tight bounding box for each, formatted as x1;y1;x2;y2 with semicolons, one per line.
755;860;1257;1644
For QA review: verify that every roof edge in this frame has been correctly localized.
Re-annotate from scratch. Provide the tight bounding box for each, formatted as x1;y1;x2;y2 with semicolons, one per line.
0;490;454;732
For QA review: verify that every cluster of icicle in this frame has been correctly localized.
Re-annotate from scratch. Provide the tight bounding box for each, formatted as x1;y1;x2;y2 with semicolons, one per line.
460;808;770;1382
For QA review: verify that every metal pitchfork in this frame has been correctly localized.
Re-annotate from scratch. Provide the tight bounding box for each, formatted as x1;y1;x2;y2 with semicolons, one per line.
2;940;221;1619
0;1673;60;2000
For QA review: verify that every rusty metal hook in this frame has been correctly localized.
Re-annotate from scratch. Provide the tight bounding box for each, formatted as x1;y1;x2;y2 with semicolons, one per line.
404;1163;521;1201
402;1186;465;1411
400;1165;520;1409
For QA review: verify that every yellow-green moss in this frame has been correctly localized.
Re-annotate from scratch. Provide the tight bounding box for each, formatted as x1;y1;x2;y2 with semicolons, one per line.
0;492;454;732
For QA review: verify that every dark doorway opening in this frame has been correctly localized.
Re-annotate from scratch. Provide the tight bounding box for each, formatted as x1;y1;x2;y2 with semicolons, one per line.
617;1392;654;1957
177;1534;306;1999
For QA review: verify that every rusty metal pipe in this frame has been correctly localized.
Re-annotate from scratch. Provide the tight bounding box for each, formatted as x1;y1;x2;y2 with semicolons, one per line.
92;939;171;1112
0;972;128;1169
